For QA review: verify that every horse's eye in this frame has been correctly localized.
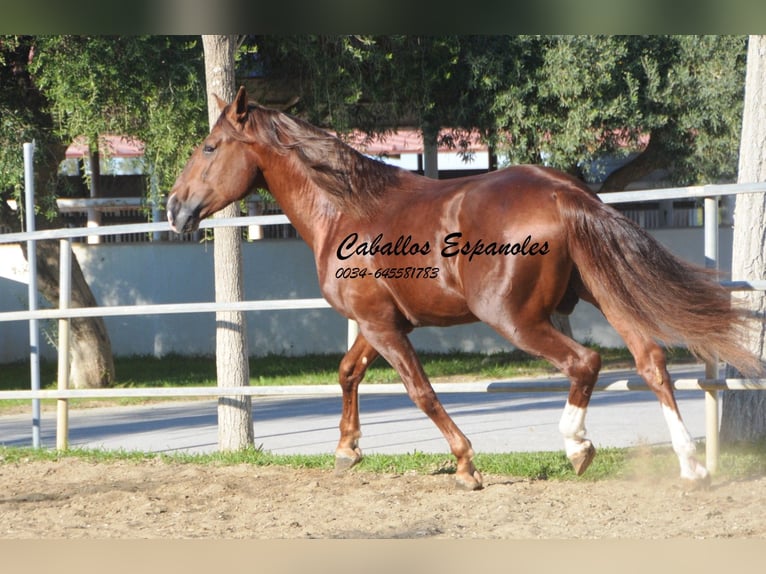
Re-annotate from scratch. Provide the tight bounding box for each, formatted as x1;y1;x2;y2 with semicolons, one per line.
203;144;216;155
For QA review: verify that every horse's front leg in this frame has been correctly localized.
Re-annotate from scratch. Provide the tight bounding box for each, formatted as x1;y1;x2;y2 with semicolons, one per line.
335;333;379;472
360;325;483;490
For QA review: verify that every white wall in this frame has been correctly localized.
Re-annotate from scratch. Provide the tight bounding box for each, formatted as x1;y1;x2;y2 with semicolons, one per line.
0;227;733;362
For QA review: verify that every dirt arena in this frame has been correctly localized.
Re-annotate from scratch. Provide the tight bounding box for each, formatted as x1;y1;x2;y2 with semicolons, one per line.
1;456;765;539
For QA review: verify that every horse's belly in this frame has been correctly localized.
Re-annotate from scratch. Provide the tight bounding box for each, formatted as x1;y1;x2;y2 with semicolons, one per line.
388;285;477;327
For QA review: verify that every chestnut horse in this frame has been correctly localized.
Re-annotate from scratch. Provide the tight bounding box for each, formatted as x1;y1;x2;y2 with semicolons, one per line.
168;87;760;490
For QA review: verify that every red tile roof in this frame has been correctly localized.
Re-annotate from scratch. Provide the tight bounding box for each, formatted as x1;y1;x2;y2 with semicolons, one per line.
65;135;144;159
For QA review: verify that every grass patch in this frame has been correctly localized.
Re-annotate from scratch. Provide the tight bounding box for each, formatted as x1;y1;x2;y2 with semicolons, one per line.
0;346;696;391
0;445;611;480
0;346;697;412
717;441;766;479
2;439;763;483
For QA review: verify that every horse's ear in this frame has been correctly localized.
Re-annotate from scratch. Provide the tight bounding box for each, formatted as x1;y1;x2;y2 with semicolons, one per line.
214;93;227;112
226;85;249;125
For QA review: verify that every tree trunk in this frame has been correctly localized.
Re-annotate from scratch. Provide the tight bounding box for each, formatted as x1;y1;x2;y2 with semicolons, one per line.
8;141;116;389
202;34;254;450
32;240;115;388
422;125;439;179
720;35;766;444
599;129;670;193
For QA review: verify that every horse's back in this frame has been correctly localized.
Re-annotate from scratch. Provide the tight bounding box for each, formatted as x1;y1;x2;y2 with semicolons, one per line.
401;164;596;212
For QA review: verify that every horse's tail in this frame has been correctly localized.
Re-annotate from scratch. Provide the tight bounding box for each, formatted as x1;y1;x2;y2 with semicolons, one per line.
557;189;763;377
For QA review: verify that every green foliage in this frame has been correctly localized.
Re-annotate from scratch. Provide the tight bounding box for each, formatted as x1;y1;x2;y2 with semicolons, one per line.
1;35;208;221
2;35;749;211
0;36;61;210
489;35;747;183
28;36;208;194
251;35;747;186
252;35;506;142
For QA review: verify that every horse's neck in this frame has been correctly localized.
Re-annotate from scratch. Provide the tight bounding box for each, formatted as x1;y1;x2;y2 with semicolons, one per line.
261;155;338;252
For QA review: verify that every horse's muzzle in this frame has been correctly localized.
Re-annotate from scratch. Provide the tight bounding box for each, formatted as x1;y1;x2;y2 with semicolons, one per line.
166;193;202;234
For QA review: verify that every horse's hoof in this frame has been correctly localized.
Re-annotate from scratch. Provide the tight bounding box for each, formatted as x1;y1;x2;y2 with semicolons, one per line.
455;468;484;491
569;442;596;476
680;462;712;491
334;448;362;474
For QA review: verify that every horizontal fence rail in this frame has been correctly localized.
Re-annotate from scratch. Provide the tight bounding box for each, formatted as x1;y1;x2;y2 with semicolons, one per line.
1;179;765;472
597;181;766;204
2;180;766;246
0;214;290;245
0;298;332;323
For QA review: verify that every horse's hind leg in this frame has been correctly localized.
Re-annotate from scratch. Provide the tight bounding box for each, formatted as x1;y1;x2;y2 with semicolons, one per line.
335;333;379;472
497;320;601;474
607;319;710;486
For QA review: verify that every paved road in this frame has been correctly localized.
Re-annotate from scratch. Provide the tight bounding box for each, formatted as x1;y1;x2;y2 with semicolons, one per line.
0;366;709;456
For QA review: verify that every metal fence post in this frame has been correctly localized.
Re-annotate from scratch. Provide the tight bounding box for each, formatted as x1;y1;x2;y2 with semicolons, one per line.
703;196;720;473
347;320;359;351
56;239;72;451
23;142;41;448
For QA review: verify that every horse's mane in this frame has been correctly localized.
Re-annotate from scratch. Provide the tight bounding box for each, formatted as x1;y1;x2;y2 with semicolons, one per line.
221;104;403;218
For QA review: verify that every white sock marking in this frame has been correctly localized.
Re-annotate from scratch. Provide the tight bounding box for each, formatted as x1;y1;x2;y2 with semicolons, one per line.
559;402;589;458
661;404;708;480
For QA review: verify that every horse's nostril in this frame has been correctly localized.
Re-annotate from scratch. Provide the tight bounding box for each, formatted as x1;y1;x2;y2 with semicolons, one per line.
166;195;180;229
166;194;202;234
166;195;189;233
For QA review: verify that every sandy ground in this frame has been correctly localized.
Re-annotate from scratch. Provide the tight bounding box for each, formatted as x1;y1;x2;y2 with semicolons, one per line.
1;457;765;539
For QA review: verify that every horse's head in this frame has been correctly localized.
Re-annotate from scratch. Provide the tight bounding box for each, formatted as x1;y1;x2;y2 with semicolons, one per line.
167;86;261;233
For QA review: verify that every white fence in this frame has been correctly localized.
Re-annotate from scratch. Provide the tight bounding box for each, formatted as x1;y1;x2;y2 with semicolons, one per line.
0;225;738;360
1;177;765;473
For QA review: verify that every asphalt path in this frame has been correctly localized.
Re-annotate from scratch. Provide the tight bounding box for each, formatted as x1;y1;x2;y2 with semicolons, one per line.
0;365;709;456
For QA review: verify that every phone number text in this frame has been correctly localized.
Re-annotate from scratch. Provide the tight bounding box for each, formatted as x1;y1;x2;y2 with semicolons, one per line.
334;266;440;280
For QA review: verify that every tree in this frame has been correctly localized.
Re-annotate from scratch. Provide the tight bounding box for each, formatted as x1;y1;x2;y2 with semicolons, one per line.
599;36;747;190
0;36;115;388
720;35;766;443
1;35;208;387
248;36;746;191
486;35;747;189
202;35;254;451
28;36;207;209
